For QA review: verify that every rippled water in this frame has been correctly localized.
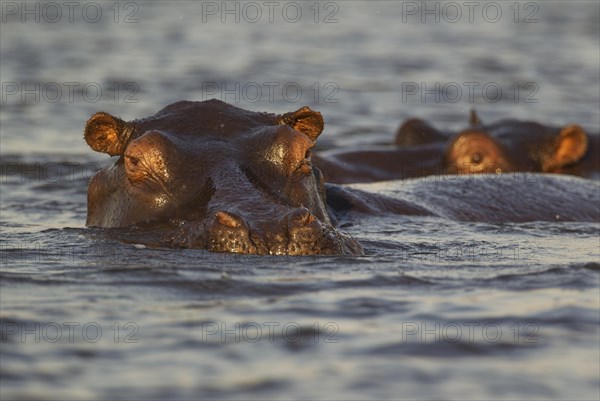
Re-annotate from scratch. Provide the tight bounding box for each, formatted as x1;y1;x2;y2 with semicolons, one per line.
1;1;599;400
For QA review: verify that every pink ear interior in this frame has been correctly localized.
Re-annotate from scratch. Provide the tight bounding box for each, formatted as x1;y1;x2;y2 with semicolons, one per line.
547;125;588;170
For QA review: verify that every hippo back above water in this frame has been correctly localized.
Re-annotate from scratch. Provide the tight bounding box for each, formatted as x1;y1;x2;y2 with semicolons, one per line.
85;99;362;255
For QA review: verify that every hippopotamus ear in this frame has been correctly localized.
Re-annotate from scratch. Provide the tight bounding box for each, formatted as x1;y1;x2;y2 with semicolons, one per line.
84;112;132;156
469;109;483;127
279;107;324;141
395;118;445;146
545;125;588;170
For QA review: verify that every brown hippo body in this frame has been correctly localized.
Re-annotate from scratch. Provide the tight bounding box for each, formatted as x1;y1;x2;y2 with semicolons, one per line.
85;101;599;256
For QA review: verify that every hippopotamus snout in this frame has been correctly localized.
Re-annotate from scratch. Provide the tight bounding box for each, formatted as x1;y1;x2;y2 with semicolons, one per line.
204;207;342;255
167;204;362;256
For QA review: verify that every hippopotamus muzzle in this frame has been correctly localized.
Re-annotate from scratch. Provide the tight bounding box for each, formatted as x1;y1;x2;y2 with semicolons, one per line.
168;207;360;255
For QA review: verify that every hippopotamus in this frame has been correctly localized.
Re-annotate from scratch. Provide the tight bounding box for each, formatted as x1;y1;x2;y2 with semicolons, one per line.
85;100;599;256
314;110;598;184
394;111;599;178
85;99;363;255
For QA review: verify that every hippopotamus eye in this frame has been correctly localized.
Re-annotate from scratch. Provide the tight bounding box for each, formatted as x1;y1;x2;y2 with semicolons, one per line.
122;131;175;186
128;156;140;167
124;154;147;181
471;153;482;164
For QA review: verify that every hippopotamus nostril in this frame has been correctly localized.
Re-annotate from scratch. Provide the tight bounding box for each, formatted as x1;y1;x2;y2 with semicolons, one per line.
203;211;259;254
286;207;323;254
286;207;315;227
215;210;243;228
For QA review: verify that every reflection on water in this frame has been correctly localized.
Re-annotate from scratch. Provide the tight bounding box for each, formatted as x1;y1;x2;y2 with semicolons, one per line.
1;1;599;400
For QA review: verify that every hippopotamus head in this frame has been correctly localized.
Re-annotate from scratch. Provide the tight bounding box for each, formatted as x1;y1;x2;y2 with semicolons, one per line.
444;120;588;174
84;99;362;255
395;111;589;175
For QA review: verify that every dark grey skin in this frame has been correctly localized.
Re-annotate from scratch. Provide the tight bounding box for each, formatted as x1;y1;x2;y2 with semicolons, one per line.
85;100;599;256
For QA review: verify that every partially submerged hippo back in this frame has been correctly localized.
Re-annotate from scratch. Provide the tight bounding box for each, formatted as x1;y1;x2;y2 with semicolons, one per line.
84;99;362;255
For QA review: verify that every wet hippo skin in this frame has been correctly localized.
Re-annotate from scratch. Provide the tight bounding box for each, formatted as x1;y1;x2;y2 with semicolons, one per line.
312;142;448;184
336;174;599;223
85;100;599;255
